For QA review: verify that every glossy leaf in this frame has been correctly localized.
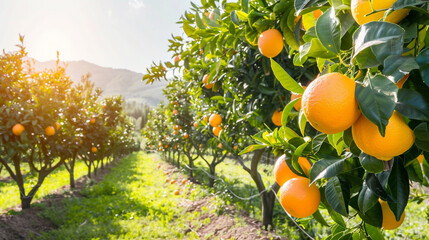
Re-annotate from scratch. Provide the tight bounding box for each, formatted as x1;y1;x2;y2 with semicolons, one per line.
366;173;394;202
383;56;419;82
395;88;429;121
300;38;337;60
298;110;307;136
365;223;384;240
281;98;300;127
270;59;304;94
355;74;398;137
358;182;378;214
315;7;341;54
359;153;384;173
353;22;404;68
414;123;429;152
325;177;349;216
416;47;429;86
309;153;351;184
238;144;266;155
313;209;330;226
387;159;409;221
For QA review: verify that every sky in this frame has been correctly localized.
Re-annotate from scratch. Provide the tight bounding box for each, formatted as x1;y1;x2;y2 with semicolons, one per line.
0;0;192;73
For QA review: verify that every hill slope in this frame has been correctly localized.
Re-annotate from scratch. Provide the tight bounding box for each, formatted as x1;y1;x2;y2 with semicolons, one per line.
33;60;167;106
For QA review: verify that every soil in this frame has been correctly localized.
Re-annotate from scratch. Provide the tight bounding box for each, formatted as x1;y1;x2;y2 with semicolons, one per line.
0;161;116;240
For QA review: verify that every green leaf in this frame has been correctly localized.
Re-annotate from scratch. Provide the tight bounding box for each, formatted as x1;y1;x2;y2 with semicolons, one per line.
309;153;351;184
281;98;300;127
238;144;266;155
230;11;240;25
241;0;249;13
327;132;344;156
183;22;197;38
365;223;385;240
359;153;384;173
294;0;319;15
387;159;410;221
299;38;337;60
313;209;330;226
366;173;395;202
270;59;304;94
414;123;429;152
235;10;249;21
395;88;429;121
405;160;424;183
195;12;206;29
416;47;429;86
298;110;307;136
353;22;404;68
383;56;419;82
315;7;341;54
325;177;349;216
292;142;310;175
392;0;429;10
358;182;378;214
355;74;398;137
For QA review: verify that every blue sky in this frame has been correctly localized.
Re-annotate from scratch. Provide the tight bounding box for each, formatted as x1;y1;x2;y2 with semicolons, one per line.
0;0;192;73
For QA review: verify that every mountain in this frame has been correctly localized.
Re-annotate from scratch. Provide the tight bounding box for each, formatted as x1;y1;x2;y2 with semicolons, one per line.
33;60;167;106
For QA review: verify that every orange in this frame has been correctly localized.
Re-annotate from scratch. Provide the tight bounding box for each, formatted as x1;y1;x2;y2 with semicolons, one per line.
164;144;168;149
91;147;97;153
258;29;284;58
417;154;424;164
273;155;312;186
312;9;322;19
193;122;198;128
202;74;214;89
209;113;222;127
218;143;223;149
184;133;189;139
45;126;55;136
291;86;307;111
271;109;283;127
171;179;176;184
173;130;178;135
172;109;178;115
182;179;188;184
90;118;96;124
174;55;180;63
54;122;61;130
352;112;414;160
379;199;405;230
12;123;25;136
302;73;361;134
279;177;320;218
395;74;409;89
174;189;180;195
213;126;222;137
233;146;238;150
351;0;410;25
203;115;209;122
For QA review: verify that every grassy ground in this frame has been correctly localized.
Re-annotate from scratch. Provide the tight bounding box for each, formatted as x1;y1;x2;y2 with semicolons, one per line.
0;160;88;212
37;152;205;239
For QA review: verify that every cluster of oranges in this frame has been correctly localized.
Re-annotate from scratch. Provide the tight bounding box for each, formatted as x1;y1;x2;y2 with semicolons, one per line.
273;155;319;218
209;113;222;137
12;122;60;137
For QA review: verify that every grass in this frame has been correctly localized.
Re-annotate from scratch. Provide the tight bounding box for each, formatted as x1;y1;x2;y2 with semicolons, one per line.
0;160;88;212
37;152;210;240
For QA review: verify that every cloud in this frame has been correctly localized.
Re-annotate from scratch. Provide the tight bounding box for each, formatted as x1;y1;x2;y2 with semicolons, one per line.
128;0;144;9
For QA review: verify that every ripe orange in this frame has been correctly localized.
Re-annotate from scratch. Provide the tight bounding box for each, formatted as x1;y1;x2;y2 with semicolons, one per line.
417;154;424;164
202;74;214;89
90;118;96;124
164;144;168;149
209;113;222;127
172;109;178;115
174;189;180;195
273;155;312;186
182;179;188;184
171;179;176;184
302;73;361;134
91;147;97;153
218;143;223;149
193;122;198;128
213;126;222;137
54;122;61;130
203;115;209;122
174;55;180;63
233;145;238;150
379;199;405;230
291;86;307;111
184;133;189;139
395;74;409;89
173;130;178;135
352;111;415;160
271;109;283;127
258;29;284;58
45;126;55;136
351;0;410;25
312;9;322;19
279;177;320;218
12;123;25;136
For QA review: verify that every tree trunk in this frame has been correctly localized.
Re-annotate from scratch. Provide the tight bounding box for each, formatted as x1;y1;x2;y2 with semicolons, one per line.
188;157;194;179
69;166;75;188
87;162;92;178
177;152;181;168
208;163;216;188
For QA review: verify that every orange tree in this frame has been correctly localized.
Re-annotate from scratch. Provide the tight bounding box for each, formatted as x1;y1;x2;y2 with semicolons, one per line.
142;0;320;229
237;0;429;238
0;40;72;208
